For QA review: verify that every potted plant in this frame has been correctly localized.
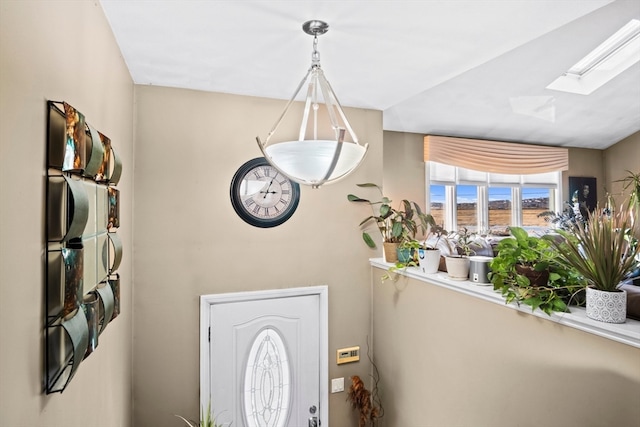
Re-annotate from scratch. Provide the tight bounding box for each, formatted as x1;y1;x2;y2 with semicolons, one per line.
444;227;475;280
489;227;584;314
347;183;431;263
547;203;640;323
347;375;383;427
175;401;229;427
418;222;447;274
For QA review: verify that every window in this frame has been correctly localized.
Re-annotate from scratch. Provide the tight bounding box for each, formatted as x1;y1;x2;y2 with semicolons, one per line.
457;185;478;231
424;136;567;233
522;187;551;227
429;185;445;227
426;162;560;232
488;187;512;230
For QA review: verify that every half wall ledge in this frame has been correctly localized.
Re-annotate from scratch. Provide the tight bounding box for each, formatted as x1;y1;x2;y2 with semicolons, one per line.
370;258;640;348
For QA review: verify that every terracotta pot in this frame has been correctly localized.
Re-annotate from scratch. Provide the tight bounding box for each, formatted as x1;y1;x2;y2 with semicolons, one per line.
383;242;399;263
515;264;549;287
586;287;627;323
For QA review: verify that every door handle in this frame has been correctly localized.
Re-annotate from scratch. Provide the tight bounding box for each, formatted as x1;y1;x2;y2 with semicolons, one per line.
309;405;319;427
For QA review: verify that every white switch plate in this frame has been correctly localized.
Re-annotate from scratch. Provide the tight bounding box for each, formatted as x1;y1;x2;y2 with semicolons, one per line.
331;377;344;393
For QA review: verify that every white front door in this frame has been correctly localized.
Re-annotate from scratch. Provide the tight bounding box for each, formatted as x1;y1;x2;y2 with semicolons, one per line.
200;287;328;427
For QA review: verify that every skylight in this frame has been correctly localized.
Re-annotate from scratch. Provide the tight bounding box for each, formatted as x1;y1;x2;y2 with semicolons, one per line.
547;19;640;95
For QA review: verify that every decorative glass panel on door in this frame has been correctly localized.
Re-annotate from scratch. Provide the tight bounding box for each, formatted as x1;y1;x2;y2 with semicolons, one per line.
243;328;291;427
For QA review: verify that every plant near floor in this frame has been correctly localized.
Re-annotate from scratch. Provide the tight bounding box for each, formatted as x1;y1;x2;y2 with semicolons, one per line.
175;401;230;427
347;376;382;427
347;338;383;427
489;227;584;315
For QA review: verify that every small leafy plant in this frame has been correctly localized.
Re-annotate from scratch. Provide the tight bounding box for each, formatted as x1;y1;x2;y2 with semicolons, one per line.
445;227;476;257
489;227;584;314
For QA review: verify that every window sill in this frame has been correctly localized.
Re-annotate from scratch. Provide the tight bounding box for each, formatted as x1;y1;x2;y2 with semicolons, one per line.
370;258;640;348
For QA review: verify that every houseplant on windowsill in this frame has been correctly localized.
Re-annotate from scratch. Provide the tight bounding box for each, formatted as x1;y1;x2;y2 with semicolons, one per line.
546;201;640;323
347;183;431;263
444;227;475;280
489;227;584;315
417;222;447;274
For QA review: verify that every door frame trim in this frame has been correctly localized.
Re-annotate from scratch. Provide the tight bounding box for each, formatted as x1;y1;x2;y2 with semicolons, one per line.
200;285;329;426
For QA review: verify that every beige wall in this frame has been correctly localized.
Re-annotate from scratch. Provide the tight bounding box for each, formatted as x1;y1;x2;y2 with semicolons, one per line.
564;147;605;206
371;268;640;427
383;131;426;207
132;85;383;426
0;1;134;426
603;131;640;201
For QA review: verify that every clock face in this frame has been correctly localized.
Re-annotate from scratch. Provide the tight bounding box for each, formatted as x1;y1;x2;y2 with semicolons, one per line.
230;157;301;228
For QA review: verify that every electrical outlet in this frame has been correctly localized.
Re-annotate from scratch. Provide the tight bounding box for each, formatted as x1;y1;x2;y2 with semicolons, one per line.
336;346;360;364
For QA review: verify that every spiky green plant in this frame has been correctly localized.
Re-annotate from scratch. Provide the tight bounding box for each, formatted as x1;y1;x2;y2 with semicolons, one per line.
547;204;640;292
175;401;230;427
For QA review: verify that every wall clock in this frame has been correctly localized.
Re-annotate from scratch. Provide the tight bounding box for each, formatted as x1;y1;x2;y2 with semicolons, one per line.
230;157;301;228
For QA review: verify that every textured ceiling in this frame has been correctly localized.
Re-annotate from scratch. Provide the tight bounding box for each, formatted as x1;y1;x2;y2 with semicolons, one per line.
100;0;640;149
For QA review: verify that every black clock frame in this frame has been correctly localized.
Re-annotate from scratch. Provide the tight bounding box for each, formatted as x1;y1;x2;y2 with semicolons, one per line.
230;157;301;228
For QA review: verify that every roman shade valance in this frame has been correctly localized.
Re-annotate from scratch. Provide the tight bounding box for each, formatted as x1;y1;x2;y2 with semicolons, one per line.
424;135;569;174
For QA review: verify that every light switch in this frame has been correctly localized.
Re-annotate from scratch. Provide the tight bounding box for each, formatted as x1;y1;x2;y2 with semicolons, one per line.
331;377;345;393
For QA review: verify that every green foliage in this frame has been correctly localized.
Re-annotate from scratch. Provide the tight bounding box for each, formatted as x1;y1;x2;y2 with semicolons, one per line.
175;401;230;427
442;227;476;257
538;201;585;231
547;204;640;292
489;227;585;315
348;183;433;249
614;170;640;207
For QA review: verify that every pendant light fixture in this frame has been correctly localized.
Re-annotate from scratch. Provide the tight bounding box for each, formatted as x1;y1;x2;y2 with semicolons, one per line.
256;20;368;188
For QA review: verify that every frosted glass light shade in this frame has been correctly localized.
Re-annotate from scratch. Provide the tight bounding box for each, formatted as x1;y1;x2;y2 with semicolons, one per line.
264;140;366;188
257;20;368;188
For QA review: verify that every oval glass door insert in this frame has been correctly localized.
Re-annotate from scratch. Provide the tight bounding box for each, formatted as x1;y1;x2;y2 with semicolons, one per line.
243;327;291;427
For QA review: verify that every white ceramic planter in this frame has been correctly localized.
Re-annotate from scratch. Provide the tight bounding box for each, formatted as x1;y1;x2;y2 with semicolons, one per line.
445;256;470;280
586;287;627;324
418;248;441;274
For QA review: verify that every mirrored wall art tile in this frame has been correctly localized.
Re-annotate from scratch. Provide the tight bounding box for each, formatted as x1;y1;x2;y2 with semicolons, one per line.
109;275;120;320
82;237;97;295
47;102;87;173
97;232;109;284
61;247;84;317
97;184;109;232
63;176;89;242
96;134;112;183
82;180;98;237
47;250;64;319
108;233;122;273
109;146;122;185
45;306;90;393
47;175;90;243
47;176;67;242
95;282;114;334
108;187;119;230
82;293;99;358
84;124;106;178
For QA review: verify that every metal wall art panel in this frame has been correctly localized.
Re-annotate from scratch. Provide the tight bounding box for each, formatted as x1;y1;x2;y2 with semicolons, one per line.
45;100;123;394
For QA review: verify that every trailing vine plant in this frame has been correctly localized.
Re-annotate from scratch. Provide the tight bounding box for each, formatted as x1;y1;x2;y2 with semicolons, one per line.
347;338;384;427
